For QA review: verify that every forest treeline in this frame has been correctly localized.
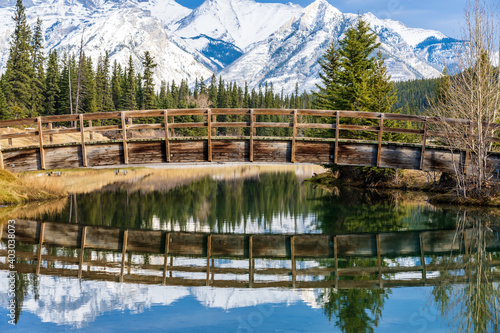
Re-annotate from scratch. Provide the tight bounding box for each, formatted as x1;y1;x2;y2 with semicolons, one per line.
0;0;438;122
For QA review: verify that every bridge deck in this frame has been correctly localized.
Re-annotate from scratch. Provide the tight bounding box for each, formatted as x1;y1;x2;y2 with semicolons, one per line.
1;109;500;172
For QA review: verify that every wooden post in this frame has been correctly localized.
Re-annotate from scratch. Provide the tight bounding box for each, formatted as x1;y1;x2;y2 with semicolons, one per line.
78;226;87;279
164;110;170;163
163;232;170;285
249;235;254;287
48;122;53;144
377;114;384;167
207;109;212;162
206;234;212;286
36;222;45;275
79;114;88;167
169;256;173;278
419;233;427;282
0;141;4;170
212;114;216;136
121;112;129;165
211;258;215;284
334;111;340;164
291;236;296;288
120;230;128;282
88;120;93;141
334;236;338;289
420;119;428;170
7;127;12;146
291;110;297;163
252;111;256;136
250;109;254;162
37;117;45;170
376;234;383;288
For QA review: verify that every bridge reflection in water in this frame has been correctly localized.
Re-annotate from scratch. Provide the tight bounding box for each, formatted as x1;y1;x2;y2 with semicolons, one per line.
1;220;499;289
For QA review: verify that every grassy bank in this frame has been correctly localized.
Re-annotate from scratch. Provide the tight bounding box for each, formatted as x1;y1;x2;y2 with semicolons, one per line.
0;169;67;205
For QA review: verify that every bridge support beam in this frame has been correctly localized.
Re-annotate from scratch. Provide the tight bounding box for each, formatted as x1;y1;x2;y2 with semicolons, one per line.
291;110;297;163
37;117;46;170
377;114;384;167
250;109;254;162
420;119;428;170
79;114;88;167
334;111;340;164
164;110;170;162
207;109;212;162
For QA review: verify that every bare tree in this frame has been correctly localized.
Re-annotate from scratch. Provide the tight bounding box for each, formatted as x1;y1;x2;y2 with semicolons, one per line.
431;0;500;198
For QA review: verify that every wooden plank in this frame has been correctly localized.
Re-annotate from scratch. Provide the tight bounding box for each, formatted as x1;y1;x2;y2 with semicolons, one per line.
212;114;216;136
296;123;336;130
254;122;292;128
48;122;53;144
37;117;45;170
420;119;428;170
207;109;212;162
163;232;170;285
0;131;38;140
36;222;45;275
292;110;297;163
420;233;426;281
0;141;3;170
377;114;384;167
339;124;379;132
121;112;129;165
78;226;87;279
126;124;163;131
120;230;128;282
169;123;206;129
249;235;253;287
250;109;254;162
7;127;12;146
164;110;170;163
206;234;212;286
291;236;296;288
79;114;88;167
377;234;382;288
334;111;340;164
212;122;249;128
334;236;338;289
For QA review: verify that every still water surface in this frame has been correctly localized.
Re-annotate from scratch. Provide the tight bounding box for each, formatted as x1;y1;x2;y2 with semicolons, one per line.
0;165;499;332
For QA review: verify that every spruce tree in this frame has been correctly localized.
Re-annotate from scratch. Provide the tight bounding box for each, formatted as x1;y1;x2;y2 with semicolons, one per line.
0;82;9;120
3;0;33;115
120;55;137;111
111;61;122;110
30;18;45;117
142;51;157;109
44;50;60;115
314;17;392;113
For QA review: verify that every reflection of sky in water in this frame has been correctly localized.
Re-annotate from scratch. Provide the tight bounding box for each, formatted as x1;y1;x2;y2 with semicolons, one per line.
0;269;448;332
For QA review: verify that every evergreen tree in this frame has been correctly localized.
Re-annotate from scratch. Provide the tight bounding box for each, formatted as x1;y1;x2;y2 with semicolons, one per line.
3;0;33;116
0;82;9;120
57;52;77;115
111;60;122;110
30;18;45;117
142;51;157;109
314;17;391;113
120;55;137;111
44;49;60;115
81;55;96;113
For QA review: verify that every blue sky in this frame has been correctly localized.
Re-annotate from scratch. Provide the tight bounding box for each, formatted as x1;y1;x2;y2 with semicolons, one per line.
176;0;467;38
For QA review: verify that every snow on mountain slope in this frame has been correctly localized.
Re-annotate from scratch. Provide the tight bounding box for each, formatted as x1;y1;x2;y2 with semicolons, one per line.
220;0;460;94
175;0;302;52
0;0;212;87
138;0;191;29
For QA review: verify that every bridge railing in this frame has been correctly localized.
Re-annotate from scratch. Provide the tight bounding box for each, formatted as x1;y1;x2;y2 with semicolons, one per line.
1;109;500;170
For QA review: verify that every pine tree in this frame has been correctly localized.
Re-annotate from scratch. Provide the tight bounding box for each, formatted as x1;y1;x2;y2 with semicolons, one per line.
30;18;45;117
314;17;388;112
0;82;9;120
111;60;122;110
142;51;157;109
120;55;137;111
57;52;77;115
81;56;97;113
3;0;33;116
44;49;60;115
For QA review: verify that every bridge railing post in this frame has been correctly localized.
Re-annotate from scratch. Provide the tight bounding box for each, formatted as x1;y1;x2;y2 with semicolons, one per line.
0;141;4;170
164;110;170;162
79;114;88;167
250;109;254;162
120;112;129;165
37;117;46;170
377;114;384;167
420;118;428;170
334;111;340;164
291;109;297;163
207;109;212;162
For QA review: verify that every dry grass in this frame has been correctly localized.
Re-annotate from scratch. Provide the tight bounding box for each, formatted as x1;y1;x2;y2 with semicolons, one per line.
0;169;67;205
21;164;326;194
0;198;68;224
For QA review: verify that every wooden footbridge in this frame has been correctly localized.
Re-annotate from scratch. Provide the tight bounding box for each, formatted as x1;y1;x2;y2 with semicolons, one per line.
1;109;500;172
2;220;499;289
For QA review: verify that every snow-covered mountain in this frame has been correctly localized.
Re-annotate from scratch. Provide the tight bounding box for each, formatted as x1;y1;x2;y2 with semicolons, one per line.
219;0;461;93
0;0;460;94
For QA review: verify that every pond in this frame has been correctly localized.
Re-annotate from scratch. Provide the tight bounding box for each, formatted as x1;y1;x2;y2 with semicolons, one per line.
0;165;499;332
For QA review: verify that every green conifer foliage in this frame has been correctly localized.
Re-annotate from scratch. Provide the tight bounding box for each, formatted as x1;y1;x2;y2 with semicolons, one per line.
30;18;45;117
44;50;60;115
4;0;34;116
142;51;157;109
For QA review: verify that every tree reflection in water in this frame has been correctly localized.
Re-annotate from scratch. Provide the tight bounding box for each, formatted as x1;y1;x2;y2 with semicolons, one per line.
431;211;500;333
